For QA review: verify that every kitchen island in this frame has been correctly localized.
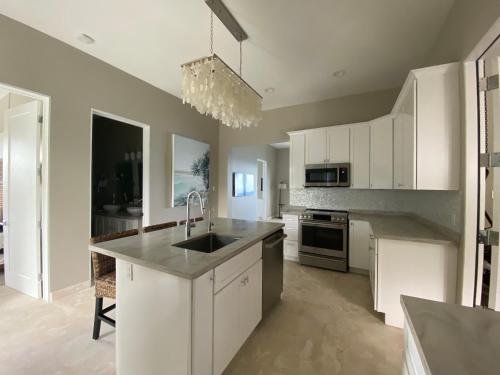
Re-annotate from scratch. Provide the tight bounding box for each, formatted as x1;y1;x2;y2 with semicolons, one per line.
89;218;284;375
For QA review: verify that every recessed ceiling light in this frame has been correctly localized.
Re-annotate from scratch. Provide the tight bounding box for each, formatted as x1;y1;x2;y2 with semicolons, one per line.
264;87;275;94
77;33;96;44
332;70;346;78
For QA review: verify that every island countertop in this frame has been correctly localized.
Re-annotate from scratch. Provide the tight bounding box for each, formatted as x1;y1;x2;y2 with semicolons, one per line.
89;218;284;279
401;295;500;375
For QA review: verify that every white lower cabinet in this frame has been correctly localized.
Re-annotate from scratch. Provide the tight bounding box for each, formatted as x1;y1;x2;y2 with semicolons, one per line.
116;241;264;375
214;260;262;375
282;214;299;261
351;220;457;328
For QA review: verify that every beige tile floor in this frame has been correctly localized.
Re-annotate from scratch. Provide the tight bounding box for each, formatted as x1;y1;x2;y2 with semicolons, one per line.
0;261;403;374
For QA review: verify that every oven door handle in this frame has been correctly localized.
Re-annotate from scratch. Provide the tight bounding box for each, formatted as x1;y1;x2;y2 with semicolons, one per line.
300;221;347;230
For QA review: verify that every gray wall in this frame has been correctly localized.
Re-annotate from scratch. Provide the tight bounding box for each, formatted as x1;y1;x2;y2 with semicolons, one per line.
218;88;400;216
228;145;277;220
290;189;461;233
426;0;500;65
0;15;219;293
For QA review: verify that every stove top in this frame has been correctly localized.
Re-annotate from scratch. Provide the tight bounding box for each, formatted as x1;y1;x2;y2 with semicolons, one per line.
300;209;348;223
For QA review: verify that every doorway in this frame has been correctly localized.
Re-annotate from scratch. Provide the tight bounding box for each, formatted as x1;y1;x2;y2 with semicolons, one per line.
0;83;50;300
90;110;150;238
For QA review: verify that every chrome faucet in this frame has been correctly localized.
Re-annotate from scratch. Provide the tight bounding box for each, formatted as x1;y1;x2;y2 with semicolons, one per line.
185;191;205;237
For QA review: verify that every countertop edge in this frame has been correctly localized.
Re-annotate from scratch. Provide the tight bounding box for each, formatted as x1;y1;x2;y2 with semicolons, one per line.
349;211;458;246
400;295;433;375
89;223;284;280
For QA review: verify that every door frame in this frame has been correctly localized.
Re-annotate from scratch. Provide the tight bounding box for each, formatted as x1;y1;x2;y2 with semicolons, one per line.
89;108;151;233
461;19;500;307
0;82;51;301
256;158;268;220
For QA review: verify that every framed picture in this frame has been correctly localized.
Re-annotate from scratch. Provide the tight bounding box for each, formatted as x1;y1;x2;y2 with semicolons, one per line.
172;134;210;207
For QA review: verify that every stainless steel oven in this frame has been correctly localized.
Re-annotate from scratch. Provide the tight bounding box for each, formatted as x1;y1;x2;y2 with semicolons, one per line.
304;163;350;187
299;209;348;272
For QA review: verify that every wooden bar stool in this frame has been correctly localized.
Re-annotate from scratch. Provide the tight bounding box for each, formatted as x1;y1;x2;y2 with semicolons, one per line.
142;221;177;233
89;228;139;340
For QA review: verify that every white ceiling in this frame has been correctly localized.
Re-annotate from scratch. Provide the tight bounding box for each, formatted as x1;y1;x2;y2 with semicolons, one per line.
0;0;455;110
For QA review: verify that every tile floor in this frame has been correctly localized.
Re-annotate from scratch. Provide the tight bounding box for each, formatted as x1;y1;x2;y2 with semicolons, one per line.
0;261;403;374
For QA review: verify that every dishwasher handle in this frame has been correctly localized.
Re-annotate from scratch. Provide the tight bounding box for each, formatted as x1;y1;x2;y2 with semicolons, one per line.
265;233;287;248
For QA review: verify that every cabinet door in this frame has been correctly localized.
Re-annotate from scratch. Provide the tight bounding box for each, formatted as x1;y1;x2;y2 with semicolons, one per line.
240;260;263;344
213;276;241;375
350;124;370;189
349;220;370;270
370;116;394;189
327;126;350;163
289;134;305;189
394;82;416;190
305;129;327;164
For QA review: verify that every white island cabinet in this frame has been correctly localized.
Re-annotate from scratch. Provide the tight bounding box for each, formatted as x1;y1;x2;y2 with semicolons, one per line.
116;241;263;375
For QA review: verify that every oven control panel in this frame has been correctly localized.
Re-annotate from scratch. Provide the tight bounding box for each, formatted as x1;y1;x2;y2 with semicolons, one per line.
299;210;348;223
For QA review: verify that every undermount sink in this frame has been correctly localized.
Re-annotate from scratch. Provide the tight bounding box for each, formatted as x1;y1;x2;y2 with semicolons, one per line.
173;233;239;253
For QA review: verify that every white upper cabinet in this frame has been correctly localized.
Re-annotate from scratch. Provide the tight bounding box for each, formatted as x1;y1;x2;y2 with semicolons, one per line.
370;115;394;189
327;126;350;163
289;133;305;189
392;62;460;190
305;128;327;164
393;80;417;190
350;123;370;189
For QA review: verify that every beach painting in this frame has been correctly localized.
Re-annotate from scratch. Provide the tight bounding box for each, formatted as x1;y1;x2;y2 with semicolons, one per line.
172;134;210;207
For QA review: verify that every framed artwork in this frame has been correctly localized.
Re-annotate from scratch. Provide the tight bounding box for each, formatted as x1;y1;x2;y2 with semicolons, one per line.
172;134;210;207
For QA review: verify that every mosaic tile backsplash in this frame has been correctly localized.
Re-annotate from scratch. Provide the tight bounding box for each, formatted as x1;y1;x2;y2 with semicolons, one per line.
290;188;461;233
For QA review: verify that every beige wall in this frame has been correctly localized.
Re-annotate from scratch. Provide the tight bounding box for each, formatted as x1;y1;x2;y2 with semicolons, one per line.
0;15;219;293
426;0;500;64
218;88;399;216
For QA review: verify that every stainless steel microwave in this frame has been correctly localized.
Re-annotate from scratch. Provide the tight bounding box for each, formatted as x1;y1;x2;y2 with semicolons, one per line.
304;163;350;187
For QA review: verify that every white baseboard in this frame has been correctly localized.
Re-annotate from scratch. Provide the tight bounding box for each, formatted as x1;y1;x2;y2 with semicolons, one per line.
284;255;299;262
49;280;91;302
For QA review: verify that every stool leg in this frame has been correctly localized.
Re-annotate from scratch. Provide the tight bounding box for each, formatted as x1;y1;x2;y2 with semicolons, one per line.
92;297;103;340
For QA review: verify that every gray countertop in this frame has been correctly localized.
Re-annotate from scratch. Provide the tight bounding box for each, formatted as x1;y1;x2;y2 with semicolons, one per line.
401;295;500;375
89;218;283;279
348;211;457;245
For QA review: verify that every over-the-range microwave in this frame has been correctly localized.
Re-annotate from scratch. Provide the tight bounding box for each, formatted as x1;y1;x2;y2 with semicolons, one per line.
304;163;350;187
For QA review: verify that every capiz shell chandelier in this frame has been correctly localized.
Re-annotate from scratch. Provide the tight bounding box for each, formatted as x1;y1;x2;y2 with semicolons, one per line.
181;54;262;129
181;2;262;129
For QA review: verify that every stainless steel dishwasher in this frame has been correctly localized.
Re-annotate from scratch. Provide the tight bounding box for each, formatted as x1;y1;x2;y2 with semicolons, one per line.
262;229;287;318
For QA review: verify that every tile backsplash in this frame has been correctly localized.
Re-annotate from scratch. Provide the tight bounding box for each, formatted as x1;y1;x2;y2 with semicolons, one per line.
290;188;461;233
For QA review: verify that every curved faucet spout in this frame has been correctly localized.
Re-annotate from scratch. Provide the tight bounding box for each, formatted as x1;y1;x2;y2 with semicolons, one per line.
185;191;205;237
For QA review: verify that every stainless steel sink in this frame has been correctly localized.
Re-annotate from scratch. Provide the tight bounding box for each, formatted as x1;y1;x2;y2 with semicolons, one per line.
173;233;240;253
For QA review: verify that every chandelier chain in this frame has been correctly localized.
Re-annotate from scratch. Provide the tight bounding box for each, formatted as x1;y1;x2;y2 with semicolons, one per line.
210;11;214;55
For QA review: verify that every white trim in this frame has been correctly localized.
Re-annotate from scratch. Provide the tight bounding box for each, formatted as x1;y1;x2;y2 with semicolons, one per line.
49;280;91;301
460;18;500;307
0;82;51;302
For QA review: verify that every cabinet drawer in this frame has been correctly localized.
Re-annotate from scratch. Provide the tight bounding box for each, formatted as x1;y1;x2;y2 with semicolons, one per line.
214;242;262;293
404;324;427;375
284;239;298;261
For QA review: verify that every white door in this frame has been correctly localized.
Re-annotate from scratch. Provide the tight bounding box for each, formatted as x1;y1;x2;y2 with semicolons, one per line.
370;115;394;189
4;100;42;298
289;133;305;189
305;129;327;164
349;124;370;189
327;126;350;163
